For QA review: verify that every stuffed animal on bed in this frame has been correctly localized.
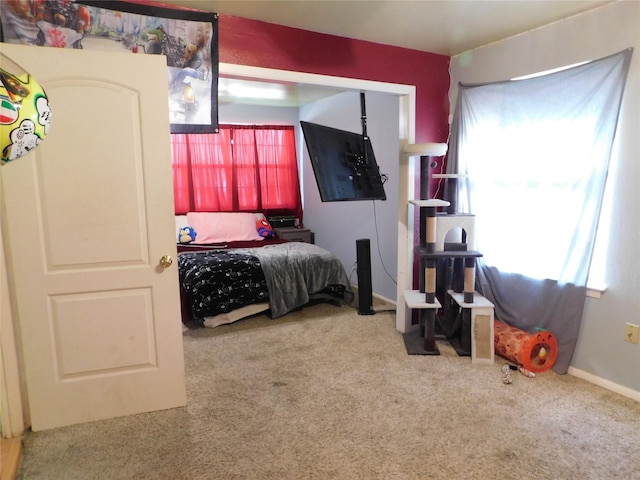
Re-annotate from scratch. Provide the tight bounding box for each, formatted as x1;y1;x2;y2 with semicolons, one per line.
178;226;197;244
256;219;275;238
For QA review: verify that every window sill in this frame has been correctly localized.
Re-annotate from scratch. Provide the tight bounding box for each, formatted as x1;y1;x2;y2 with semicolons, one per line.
586;286;606;299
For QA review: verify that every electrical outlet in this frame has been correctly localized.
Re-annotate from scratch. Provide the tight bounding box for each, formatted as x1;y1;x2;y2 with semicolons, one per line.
624;323;639;344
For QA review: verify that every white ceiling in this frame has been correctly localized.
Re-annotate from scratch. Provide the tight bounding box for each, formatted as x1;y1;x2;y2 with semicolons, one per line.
169;0;613;55
217;75;350;107
168;0;615;106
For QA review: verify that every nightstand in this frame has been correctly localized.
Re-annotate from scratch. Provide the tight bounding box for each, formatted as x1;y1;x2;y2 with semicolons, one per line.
274;227;314;244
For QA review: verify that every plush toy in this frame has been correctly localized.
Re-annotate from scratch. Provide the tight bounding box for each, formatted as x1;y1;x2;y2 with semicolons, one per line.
178;226;197;243
256;219;274;238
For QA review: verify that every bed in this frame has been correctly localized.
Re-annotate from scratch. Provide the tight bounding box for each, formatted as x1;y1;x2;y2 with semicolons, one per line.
176;212;354;328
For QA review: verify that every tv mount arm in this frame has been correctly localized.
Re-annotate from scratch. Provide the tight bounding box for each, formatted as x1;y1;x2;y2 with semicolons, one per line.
344;92;382;189
360;91;369;168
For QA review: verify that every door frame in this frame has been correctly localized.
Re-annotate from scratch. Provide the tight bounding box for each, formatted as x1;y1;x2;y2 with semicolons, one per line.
1;200;29;437
1;63;417;435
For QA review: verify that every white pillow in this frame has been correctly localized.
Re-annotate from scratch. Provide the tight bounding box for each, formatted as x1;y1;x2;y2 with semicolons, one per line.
186;212;264;243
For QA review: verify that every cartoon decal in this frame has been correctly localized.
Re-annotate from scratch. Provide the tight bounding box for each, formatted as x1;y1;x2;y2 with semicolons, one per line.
0;62;52;165
36;95;52;134
6;119;41;161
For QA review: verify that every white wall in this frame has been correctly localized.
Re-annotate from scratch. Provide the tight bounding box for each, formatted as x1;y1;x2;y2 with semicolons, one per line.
450;0;639;395
219;92;400;302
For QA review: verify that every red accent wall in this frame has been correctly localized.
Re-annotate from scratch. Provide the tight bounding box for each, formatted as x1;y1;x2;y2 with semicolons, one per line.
218;15;451;145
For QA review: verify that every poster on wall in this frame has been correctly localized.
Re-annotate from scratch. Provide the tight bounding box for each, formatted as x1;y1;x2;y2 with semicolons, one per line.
0;0;219;133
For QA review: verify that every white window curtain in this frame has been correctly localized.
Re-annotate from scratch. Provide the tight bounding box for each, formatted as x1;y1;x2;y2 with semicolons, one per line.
447;49;632;373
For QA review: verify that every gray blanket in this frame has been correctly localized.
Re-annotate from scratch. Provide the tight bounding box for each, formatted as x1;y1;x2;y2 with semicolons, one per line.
234;242;354;317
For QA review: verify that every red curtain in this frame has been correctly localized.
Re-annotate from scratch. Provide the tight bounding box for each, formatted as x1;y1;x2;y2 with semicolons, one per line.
171;125;303;220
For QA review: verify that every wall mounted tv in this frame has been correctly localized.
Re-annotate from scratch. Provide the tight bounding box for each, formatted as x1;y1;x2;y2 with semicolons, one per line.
300;120;387;202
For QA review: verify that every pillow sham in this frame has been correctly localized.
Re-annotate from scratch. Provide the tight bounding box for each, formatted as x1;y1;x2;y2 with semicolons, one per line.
186;212;264;243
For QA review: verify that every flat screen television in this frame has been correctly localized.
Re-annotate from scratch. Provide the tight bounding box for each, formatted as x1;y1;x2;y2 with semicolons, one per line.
300;120;387;202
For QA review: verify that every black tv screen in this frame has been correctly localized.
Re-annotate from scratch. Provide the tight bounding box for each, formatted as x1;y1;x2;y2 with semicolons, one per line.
300;121;386;202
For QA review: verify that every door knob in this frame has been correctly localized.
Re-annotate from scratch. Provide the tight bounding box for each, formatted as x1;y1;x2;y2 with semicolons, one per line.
159;255;173;268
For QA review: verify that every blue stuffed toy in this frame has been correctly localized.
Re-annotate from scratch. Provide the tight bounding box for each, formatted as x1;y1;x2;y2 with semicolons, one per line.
178;226;197;244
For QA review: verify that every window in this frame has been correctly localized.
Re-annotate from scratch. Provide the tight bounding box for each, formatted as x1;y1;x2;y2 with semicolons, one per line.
447;49;632;374
451;49;632;287
171;125;303;219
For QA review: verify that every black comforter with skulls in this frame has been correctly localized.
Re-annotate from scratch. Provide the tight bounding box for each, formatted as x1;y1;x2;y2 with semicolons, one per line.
178;250;269;325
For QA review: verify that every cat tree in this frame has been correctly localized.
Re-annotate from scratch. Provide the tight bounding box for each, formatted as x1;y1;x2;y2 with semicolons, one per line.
401;144;494;365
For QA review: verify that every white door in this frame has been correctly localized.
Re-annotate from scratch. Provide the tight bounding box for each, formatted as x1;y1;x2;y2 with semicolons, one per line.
1;44;186;431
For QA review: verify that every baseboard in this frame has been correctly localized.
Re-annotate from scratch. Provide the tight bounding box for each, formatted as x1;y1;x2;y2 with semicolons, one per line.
568;367;640;402
372;292;396;311
350;285;396;312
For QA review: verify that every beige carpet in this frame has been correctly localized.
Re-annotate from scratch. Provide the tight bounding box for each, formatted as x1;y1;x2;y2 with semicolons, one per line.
15;302;640;480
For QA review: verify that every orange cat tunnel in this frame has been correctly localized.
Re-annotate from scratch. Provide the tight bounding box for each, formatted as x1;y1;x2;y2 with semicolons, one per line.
494;320;558;373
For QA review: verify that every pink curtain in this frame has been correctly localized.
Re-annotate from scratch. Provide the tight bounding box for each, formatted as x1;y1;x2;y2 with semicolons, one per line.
171;125;302;220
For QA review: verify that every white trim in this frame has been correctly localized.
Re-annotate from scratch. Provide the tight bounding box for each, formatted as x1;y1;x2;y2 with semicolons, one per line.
220;63;414;95
1;170;28;438
396;89;417;332
568;366;640;402
586;287;606;299
372;292;397;309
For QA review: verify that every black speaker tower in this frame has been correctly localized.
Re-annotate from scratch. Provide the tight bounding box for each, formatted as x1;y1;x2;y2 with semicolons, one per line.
356;238;375;315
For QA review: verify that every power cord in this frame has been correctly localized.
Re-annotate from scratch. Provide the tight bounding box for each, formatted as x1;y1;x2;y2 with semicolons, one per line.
372;199;397;286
